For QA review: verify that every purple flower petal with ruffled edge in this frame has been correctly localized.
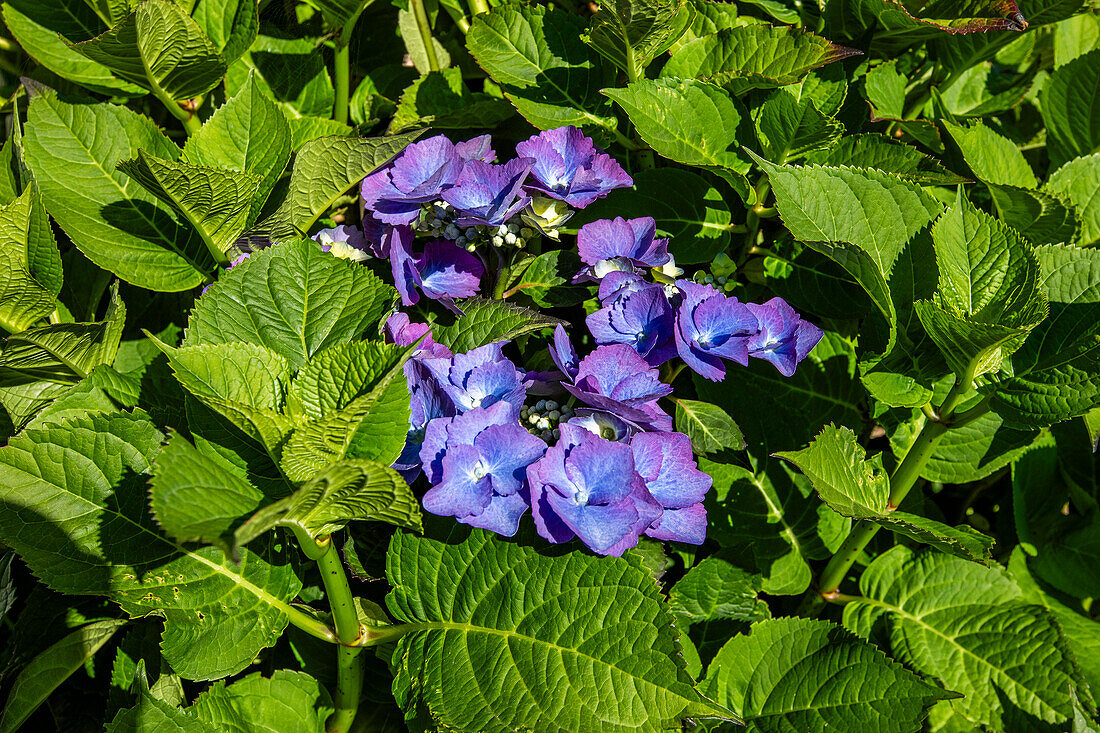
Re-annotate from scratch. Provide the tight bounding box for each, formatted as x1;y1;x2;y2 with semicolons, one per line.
419;401;545;536
646;504;706;544
573;217;670;283
416;240;484;301
561;344;672;431
386;225;420;306
673;279;759;381
527;424;660;556
746;297;824;377
548;325;579;380
515;126;632;208
630;432;711;509
454;134;496;163
586;273;675;366
421;342;526;416
441;157;534;227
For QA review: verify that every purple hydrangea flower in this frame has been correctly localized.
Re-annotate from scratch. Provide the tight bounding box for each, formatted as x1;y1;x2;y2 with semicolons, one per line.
388;228;484;307
441;158;534;227
421;342;526;417
746;297;823;377
384;312;452;361
360;134;494;226
674;280;760;382
574;217;670;283
419;401;546;535
631;432;710;544
528;424;661;556
586;272;675;366
515;126;632;208
549;325;579;381
562;344;672;432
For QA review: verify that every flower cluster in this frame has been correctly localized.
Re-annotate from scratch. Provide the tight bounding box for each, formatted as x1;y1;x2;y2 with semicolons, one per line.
326;126;824;556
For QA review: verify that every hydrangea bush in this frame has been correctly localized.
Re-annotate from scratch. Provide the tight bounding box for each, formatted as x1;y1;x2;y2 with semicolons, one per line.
0;0;1098;731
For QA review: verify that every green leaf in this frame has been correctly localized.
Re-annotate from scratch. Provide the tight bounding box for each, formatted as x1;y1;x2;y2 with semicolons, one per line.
288;116;353;150
753;87;844;163
23;91;212;291
433;297;564;353
280;342;413;481
306;0;375;30
182;72;292;225
1047;153;1100;246
465;6;619;139
843;546;1086;730
700;458;849;595
668;556;769;625
153;339;295;457
0;283;125;427
189;670;333;731
863;59;906;119
386;524;735;732
915;192;1047;382
582;0;691;74
823;0;1027;50
1;0;146;96
390;68;515;133
984;244;1100;428
936;62;1031;118
510;249;586;307
1042;49;1100;167
184;239;396;370
150;430;265;548
0;186;61;333
24;379;117;431
225;33;335;119
572;167;731;265
875;511;996;565
668;0;741;53
802;133;969;185
674;398;745;455
258;131;421;240
118;151;261;262
986;183;1081;246
236;458;421;546
1054;11;1100;68
106;689;213;733
70;0;228;101
703;617;955;733
776;424;889;519
398;7;451;74
603;78;754;181
0;412;302;680
661;25;859;95
0;619;127;733
942;119;1036;188
191;0;258;66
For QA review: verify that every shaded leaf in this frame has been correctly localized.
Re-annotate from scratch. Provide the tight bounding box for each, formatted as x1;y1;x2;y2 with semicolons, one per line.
433;297;564;353
675;398;745;455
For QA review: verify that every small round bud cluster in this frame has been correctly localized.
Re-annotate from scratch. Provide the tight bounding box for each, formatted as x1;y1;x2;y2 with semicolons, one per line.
520;399;575;442
417;203;539;252
691;253;737;293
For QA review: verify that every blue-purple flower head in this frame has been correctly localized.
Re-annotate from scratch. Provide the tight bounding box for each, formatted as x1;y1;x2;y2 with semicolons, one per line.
574;217;670;283
528;423;661;556
422;342;526;417
586;272;675;366
361;134;495;226
562;344;672;432
630;432;710;544
515;126;632;208
441;157;534;228
388;226;483;308
420;401;546;535
675;281;822;380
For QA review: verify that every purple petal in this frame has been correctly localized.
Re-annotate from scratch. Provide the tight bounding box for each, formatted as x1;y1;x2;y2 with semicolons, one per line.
459;489;529;536
422;443;494;517
417;240;484;300
645;503;707;544
475;422;547;495
387;225;420;306
549;325;579;380
630;432;711;508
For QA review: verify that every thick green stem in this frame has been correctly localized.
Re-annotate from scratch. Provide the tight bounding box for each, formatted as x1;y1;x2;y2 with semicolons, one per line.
154;87;201;135
468;0;490;15
625;48;640;85
411;0;441;72
294;528;364;733
740;175;773;265
333;41;350;125
801;376;972;615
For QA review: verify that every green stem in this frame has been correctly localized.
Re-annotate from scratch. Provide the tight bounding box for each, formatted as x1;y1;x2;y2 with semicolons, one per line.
295;528;364;733
740;175;772;265
801;375;972;615
468;0;490;15
625;47;640;85
284;605;340;644
412;0;441;71
333;41;350;125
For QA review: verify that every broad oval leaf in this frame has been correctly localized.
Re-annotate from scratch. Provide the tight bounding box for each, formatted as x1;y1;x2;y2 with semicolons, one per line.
22;91;212;291
1047;152;1100;246
432;297;565;354
0;412;303;680
701;617;955;732
1041;49;1100;167
386;524;735;732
